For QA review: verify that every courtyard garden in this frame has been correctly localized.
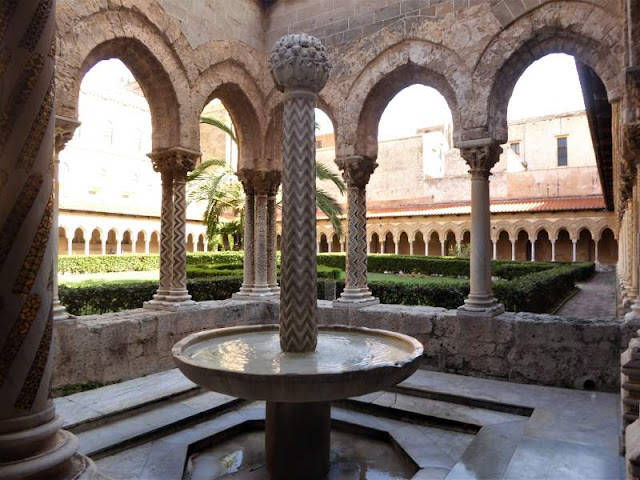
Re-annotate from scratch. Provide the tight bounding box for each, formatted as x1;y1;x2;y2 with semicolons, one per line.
57;252;594;316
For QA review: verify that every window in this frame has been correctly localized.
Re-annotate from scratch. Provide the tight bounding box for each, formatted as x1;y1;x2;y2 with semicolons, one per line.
510;142;520;156
557;137;568;166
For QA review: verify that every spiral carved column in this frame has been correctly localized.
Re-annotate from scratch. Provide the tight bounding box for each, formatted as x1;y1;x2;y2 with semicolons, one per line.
0;1;94;478
334;156;379;308
457;140;504;318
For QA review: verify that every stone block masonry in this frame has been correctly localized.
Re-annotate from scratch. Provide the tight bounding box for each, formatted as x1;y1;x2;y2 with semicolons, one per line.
53;301;621;392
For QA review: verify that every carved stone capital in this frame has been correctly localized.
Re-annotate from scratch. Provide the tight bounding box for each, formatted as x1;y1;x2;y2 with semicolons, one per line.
336;155;377;189
148;147;201;175
237;169;282;196
458;139;502;177
269;34;330;93
54;115;81;154
623;122;640;165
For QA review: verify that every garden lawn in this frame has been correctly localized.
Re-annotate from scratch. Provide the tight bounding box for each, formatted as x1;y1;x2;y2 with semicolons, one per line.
367;273;468;286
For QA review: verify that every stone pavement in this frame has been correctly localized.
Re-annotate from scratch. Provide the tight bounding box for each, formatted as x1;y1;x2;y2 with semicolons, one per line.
557;272;617;319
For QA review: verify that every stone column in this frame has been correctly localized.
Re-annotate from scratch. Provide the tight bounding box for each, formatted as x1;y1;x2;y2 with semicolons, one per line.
116;237;122;256
253;171;279;296
551;240;556;262
235;170;256;297
145;147;199;310
410;241;414;256
572;240;577;262
340;240;346;252
131;239;137;254
270;33;329;354
267;173;281;295
458;140;504;318
85;238;90;256
594;240;599;263
334;156;379;308
492;241;497;261
165;151;199;307
0;2;94;478
394;240;399;255
531;241;536;262
381;241;385;254
425;241;429;256
511;240;516;261
459;240;464;258
440;241;446;257
67;238;72;256
53;117;79;322
328;240;333;253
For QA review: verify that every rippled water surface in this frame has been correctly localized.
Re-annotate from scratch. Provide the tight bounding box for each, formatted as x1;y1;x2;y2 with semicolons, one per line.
184;331;414;374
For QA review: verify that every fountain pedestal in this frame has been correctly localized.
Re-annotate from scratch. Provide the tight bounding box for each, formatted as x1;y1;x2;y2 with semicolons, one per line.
266;402;330;480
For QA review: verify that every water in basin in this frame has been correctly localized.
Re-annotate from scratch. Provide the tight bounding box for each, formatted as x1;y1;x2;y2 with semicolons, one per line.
184;331;413;375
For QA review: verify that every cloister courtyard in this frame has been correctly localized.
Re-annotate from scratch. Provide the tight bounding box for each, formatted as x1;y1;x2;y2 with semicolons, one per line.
2;1;640;479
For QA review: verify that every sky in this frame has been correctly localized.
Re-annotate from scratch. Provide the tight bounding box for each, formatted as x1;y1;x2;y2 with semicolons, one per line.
82;54;586;140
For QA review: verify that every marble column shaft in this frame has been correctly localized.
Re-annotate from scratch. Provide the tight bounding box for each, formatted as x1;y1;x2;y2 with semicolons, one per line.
334;156;378;308
0;2;93;478
237;177;256;295
267;183;280;293
458;140;504;317
270;34;330;353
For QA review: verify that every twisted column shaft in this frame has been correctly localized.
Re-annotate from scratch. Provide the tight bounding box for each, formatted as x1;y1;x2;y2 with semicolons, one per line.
166;171;194;305
0;2;93;477
334;156;378;308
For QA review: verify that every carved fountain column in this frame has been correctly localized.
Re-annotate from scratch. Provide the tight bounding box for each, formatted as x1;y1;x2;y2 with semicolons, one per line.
333;155;379;308
0;1;94;477
457;140;504;317
268;33;330;480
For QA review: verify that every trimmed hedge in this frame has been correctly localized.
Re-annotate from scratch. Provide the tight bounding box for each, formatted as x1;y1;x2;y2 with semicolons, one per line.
58;252;246;274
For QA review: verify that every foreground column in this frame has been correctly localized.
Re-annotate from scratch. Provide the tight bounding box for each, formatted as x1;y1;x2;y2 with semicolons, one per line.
0;2;94;477
52;117;79;322
457;140;504;317
269;33;330;480
334;156;379;308
165;149;199;307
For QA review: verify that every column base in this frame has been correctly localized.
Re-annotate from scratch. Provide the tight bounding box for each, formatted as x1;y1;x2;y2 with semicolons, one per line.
333;288;379;309
52;299;71;322
458;295;505;318
144;290;196;311
0;416;97;480
233;284;279;301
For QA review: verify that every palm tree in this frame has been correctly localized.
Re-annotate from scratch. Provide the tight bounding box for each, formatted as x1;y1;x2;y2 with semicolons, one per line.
188;115;346;245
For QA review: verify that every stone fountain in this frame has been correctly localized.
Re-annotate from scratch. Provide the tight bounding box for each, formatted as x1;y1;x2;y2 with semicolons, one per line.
172;34;423;480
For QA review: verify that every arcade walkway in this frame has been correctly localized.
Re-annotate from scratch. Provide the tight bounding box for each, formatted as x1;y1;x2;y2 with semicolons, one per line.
557;272;617;319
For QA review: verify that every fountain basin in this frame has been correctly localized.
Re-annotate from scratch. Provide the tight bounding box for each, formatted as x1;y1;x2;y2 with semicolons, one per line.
172;324;423;403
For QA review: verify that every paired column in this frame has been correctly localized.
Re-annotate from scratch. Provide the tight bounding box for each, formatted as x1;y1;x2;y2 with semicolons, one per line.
457;140;504;318
334;156;379;308
144;147;199;310
234;169;281;299
0;2;94;478
52;117;79;322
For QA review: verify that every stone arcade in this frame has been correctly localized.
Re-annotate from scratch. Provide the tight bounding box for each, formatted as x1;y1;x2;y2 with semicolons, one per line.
1;1;640;479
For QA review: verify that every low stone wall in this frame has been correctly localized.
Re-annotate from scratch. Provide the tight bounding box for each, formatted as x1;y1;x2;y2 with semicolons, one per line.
53;300;622;391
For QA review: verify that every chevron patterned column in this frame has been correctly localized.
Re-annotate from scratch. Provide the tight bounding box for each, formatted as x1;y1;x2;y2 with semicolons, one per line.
144;151;175;309
270;34;330;353
52;116;79;322
267;172;281;294
234;170;256;297
458;139;504;318
334;156;379;308
0;1;94;478
165;148;200;308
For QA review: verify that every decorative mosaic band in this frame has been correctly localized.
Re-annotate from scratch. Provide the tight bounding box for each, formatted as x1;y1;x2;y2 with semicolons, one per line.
15;313;52;410
15;83;53;171
19;0;52;52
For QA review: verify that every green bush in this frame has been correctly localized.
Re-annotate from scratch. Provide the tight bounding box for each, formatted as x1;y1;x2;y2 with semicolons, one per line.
491;262;555;280
318;253;470;276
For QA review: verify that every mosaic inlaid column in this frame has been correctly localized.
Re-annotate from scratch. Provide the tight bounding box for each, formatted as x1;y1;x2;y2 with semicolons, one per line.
252;171;281;296
270;34;330;353
458;140;504;318
267;173;281;294
234;170;256;297
334;156;379;308
165;149;199;307
144;152;175;309
0;2;94;478
52;117;79;322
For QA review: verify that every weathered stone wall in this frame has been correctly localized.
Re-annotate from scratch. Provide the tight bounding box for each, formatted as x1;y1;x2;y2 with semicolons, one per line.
53;301;622;391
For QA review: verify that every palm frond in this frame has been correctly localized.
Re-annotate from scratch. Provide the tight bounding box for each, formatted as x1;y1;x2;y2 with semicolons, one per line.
316;162;346;195
200;116;237;143
316;188;344;237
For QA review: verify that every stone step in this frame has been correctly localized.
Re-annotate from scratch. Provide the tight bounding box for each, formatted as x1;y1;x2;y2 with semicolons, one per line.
76;390;244;459
342;389;528;434
55;369;200;431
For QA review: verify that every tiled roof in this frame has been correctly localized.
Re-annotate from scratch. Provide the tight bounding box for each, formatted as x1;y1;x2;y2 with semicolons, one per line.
364;196;607;218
